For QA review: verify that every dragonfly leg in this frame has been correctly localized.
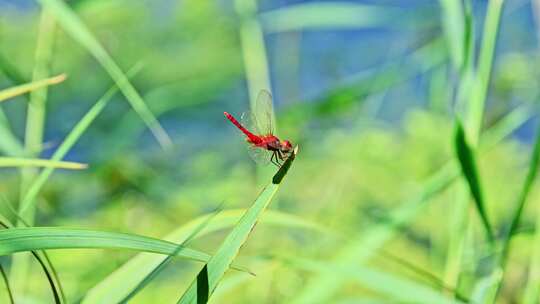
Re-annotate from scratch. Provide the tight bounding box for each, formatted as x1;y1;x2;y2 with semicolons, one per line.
277;150;285;161
270;151;279;167
278;151;285;165
272;151;282;167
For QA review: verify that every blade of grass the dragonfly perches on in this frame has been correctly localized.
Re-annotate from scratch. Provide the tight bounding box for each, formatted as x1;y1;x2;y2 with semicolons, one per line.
177;146;298;304
37;0;171;148
0;157;86;169
0;74;66;103
453;119;494;244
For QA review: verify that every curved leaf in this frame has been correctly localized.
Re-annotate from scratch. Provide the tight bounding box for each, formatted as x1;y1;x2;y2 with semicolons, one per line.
82;206;323;304
454;120;494;242
0;227;210;263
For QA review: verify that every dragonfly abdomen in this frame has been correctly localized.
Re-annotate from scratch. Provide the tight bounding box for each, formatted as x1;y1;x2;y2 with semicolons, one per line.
224;112;262;144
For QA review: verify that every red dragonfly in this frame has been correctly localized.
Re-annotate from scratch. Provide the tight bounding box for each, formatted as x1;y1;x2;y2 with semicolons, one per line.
224;90;293;167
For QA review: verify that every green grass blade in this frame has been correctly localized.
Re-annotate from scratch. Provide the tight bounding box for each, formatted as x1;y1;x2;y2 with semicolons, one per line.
489;116;540;301
37;0;171;148
177;147;298;304
454;0;475;123
0;74;66;103
18;64;142;218
523;209;540;304
0;227;211;263
377;251;468;302
260;3;403;33
453;120;494;243
234;0;272;111
29;250;62;304
234;0;272;105
12;10;59;299
444;3;501;297
442;182;470;298
38;251;66;303
82;207;323;304
0;157;87;169
23;9;57;157
500;119;540;262
0;263;14;304
439;0;465;70
288;257;464;304
479;105;531;150
467;0;505;143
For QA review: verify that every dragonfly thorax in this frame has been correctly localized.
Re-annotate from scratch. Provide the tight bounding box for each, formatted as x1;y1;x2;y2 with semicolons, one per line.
259;135;281;151
260;136;293;154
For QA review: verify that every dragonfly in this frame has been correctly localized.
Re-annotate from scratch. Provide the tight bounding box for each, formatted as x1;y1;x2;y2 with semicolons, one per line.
224;90;293;167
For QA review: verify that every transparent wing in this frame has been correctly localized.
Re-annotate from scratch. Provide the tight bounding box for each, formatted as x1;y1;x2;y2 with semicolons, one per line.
253;90;276;136
247;145;272;166
240;112;257;136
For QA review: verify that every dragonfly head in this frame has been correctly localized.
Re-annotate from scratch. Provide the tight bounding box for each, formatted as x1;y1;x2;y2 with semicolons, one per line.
280;140;293;153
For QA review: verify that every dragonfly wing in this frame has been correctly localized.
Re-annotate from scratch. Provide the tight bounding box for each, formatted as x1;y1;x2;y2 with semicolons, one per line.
247;144;272;166
253;90;276;135
240;111;256;134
